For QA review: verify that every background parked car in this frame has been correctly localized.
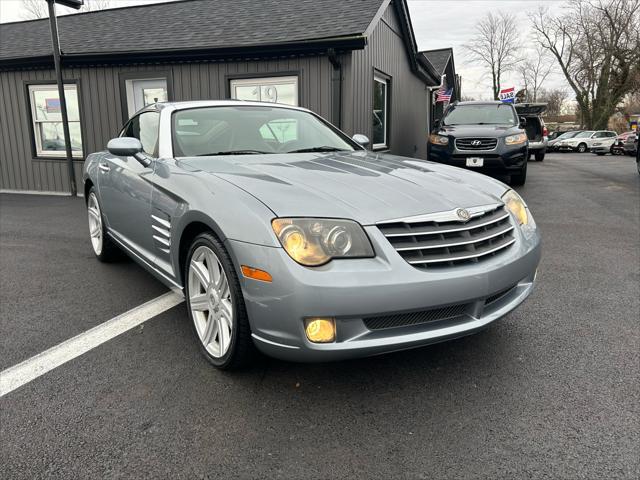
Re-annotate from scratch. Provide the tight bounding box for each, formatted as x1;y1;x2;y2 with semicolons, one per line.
590;136;617;156
427;101;529;185
514;103;547;161
556;130;617;153
623;131;638;156
611;131;636;155
548;130;581;152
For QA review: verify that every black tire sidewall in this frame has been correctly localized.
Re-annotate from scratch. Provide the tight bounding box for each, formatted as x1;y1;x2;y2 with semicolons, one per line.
184;232;249;369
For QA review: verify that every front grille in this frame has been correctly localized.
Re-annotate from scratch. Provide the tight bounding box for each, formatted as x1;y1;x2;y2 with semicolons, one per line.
363;303;470;330
455;137;498;150
378;205;515;270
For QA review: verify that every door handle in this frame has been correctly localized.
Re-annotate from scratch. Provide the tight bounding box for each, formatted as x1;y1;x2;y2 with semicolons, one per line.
98;162;111;173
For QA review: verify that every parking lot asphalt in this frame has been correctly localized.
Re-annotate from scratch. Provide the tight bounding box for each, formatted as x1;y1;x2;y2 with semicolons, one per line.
1;152;639;479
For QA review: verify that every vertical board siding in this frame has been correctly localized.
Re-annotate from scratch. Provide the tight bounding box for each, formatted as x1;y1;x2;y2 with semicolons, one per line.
0;55;333;192
343;4;429;159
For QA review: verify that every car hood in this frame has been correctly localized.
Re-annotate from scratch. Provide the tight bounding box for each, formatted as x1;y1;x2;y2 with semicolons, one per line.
437;124;522;137
179;151;507;225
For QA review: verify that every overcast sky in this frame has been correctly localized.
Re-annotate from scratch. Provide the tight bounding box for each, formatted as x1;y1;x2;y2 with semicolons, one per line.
0;0;569;99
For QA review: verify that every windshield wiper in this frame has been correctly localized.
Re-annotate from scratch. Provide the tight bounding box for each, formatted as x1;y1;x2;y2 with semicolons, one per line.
197;149;271;156
287;146;347;153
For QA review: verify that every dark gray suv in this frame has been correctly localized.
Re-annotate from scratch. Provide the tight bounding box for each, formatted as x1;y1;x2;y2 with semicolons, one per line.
428;101;529;186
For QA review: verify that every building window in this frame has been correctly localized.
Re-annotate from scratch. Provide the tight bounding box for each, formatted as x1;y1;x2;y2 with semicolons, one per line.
124;78;168;117
28;84;83;158
230;76;298;106
372;75;389;149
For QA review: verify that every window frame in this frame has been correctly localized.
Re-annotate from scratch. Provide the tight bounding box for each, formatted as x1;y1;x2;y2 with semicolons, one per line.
24;79;86;161
228;74;300;106
118;70;173;122
372;73;390;150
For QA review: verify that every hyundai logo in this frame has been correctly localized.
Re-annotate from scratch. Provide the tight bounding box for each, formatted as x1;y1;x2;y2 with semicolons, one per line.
471;140;482;147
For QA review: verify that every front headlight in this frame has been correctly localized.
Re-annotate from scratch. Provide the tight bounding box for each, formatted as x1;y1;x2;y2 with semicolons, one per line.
272;218;374;266
429;133;449;145
505;133;528;145
501;189;529;225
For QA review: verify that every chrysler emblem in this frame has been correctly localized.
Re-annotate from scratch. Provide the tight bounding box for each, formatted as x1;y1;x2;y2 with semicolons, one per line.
456;208;471;221
471;140;482;146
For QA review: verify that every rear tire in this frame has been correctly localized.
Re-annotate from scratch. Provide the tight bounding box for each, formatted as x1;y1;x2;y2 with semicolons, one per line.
184;232;256;370
577;143;587;153
535;152;545;162
510;161;527;186
86;187;120;262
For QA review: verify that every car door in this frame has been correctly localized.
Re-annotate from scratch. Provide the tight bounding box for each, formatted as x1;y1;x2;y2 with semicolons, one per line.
98;111;160;262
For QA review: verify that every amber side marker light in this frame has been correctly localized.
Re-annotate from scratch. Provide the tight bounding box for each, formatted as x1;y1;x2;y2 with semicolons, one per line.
304;318;336;343
241;265;273;283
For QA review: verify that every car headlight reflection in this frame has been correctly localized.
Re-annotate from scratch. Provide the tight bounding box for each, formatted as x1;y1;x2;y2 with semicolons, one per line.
505;133;528;145
501;189;529;225
272;218;374;266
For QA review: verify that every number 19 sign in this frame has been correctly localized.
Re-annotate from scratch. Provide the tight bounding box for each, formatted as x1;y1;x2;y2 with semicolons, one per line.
498;86;515;103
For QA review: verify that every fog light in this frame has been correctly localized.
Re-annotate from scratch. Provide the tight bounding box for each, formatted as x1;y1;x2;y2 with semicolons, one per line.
304;318;336;343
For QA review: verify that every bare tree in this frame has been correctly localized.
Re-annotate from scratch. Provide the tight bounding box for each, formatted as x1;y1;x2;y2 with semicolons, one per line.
22;0;48;19
80;0;112;12
532;0;640;129
517;44;554;102
21;0;113;19
464;12;522;100
537;87;570;116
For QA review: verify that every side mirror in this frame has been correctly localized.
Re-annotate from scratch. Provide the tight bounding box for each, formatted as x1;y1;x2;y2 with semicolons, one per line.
519;117;527;128
352;134;370;147
107;137;151;167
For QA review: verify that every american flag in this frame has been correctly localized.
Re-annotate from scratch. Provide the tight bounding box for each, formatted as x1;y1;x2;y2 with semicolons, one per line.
436;87;453;103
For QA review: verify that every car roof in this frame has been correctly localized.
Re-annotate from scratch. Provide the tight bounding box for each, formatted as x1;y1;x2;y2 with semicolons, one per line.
453;101;507;106
163;100;311;113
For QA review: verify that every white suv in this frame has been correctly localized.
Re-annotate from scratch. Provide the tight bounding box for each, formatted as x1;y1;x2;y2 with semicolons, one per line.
557;130;618;153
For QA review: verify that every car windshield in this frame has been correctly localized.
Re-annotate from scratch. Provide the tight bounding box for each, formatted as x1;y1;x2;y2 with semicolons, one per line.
575;131;595;138
442;104;517;126
172;106;357;157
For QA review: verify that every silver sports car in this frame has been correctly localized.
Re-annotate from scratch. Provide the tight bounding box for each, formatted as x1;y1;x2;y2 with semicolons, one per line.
84;101;541;369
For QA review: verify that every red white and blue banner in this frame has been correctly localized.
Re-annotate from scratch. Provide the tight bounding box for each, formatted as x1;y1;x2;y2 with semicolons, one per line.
498;86;515;103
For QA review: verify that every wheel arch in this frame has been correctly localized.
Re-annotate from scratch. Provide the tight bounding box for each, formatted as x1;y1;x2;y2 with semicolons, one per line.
175;212;228;287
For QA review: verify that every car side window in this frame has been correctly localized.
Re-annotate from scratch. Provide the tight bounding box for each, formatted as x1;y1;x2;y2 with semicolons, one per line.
119;112;160;156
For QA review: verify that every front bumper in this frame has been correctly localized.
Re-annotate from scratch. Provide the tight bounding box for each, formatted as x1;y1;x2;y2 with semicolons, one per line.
226;220;541;362
428;142;527;175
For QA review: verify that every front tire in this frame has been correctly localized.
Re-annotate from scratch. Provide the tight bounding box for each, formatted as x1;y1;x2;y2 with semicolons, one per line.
184;232;255;369
86;187;120;262
510;161;527;186
577;143;587;153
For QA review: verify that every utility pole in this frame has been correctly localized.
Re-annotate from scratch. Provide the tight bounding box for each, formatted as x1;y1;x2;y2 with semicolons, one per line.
46;0;83;196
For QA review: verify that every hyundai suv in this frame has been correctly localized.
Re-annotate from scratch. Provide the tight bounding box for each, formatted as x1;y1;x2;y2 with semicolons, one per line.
428;101;528;185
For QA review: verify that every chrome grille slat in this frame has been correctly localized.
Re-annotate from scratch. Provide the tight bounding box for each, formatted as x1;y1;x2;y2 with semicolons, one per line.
455;137;498;151
406;237;516;265
381;211;510;237
377;205;515;270
394;224;514;251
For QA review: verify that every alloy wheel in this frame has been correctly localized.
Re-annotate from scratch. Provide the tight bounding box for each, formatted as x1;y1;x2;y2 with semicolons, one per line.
188;246;234;358
87;193;103;255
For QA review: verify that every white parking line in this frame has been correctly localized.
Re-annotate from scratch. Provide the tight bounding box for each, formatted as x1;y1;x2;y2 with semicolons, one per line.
0;291;184;397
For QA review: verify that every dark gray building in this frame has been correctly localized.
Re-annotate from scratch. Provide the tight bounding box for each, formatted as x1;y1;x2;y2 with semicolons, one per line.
0;0;442;194
420;48;460;126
